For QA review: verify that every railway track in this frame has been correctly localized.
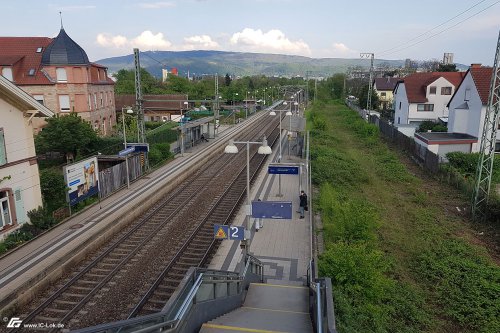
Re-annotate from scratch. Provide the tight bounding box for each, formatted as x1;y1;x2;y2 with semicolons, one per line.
12;110;284;332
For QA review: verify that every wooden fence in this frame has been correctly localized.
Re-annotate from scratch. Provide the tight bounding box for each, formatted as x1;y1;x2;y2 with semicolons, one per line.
98;154;143;198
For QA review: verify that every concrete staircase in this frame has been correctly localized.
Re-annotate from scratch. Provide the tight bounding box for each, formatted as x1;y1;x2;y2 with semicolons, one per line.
199;283;313;333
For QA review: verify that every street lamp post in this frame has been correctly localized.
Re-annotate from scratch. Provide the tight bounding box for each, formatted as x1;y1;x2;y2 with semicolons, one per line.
224;138;272;260
121;106;134;188
270;105;292;196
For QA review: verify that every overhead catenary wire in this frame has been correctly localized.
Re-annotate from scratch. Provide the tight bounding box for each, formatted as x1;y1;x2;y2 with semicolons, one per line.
377;0;500;58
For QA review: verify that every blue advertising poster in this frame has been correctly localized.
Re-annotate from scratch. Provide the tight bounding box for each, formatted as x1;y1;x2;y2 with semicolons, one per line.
64;157;99;206
251;201;293;219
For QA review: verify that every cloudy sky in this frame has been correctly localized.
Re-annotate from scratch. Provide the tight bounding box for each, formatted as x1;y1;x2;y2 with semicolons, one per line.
2;0;499;65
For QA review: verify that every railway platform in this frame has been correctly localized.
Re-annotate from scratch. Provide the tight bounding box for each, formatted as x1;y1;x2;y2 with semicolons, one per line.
0;124;233;314
203;136;314;332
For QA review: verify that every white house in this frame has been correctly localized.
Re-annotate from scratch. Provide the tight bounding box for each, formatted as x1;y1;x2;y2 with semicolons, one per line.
0;75;54;239
393;72;466;126
447;64;496;152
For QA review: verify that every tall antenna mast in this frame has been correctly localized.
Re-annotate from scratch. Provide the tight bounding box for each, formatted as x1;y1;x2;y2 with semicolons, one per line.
472;31;500;219
360;53;375;111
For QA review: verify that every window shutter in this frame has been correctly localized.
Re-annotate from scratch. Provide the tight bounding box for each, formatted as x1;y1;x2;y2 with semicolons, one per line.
0;129;6;165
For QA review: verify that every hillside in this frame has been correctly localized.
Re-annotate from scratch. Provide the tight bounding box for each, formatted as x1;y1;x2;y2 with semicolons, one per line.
96;50;407;78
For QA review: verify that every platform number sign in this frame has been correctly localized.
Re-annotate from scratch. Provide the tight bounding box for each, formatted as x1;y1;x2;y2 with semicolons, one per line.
214;224;244;240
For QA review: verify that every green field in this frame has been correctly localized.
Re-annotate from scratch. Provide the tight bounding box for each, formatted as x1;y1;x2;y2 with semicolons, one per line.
310;101;500;333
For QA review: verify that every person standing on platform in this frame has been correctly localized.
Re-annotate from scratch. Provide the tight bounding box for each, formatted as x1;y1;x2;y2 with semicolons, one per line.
299;191;308;218
255;199;263;231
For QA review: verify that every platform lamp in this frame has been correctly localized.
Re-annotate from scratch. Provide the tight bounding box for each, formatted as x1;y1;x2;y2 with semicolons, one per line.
224;137;272;260
270;104;292;196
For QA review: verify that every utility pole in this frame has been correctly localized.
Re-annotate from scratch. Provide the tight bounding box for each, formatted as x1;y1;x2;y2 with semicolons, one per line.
214;73;219;137
360;53;375;111
472;31;500;219
134;48;148;170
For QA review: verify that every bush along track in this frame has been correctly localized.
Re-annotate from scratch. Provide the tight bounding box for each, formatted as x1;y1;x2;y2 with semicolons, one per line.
310;101;499;333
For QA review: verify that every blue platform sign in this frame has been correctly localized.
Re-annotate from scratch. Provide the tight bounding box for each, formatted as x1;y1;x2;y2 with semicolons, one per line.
214;224;244;240
251;201;293;219
118;147;135;156
268;165;299;175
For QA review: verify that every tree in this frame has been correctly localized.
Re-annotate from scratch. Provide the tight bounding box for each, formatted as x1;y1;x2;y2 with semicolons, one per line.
113;68;162;95
358;84;379;110
437;63;458;72
35;113;99;160
224;73;232;86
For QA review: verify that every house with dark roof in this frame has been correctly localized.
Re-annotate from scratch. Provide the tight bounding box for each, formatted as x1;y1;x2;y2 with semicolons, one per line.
0;75;54;238
115;94;189;122
373;77;399;110
0;28;115;135
447;64;497;153
393;71;466;126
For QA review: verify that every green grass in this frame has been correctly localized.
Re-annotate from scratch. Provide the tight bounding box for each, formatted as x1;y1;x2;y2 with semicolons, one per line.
311;101;500;333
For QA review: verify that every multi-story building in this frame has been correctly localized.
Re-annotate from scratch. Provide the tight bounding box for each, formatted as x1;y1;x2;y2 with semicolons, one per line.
0;75;54;239
393;71;466;126
0;28;115;134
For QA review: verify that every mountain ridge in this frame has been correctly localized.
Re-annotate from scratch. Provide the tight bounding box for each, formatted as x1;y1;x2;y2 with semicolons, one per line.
96;50;466;78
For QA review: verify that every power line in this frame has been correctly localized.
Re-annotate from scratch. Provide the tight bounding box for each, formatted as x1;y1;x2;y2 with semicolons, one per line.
378;0;490;55
378;0;500;57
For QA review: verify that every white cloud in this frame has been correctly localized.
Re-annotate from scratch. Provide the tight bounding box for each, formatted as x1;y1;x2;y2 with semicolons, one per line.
96;31;172;51
137;2;175;9
183;35;219;50
229;28;311;56
329;42;358;57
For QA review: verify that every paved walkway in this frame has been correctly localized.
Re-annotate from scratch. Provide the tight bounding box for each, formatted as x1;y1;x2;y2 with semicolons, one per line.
204;134;313;332
208;135;311;285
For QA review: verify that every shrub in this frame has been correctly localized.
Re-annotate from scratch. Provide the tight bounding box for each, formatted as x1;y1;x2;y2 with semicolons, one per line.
40;168;67;213
414;239;500;333
27;206;56;230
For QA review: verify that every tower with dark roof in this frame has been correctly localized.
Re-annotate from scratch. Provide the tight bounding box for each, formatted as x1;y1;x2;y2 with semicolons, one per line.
41;28;90;66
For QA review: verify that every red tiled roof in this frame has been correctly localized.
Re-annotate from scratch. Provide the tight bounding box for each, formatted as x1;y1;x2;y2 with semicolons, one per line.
0;37;53;85
402;72;466;103
470;67;493;105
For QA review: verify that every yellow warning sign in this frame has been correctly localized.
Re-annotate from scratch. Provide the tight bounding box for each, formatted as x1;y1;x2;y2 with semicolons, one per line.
215;226;227;239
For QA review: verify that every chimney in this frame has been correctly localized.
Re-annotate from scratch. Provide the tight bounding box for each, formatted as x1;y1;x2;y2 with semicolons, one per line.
470;63;482;69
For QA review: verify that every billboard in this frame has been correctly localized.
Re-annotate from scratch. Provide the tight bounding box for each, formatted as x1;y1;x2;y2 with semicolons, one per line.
64;157;99;205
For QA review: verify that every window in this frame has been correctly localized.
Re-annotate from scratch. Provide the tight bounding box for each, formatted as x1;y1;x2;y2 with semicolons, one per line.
381;92;386;97
36;47;43;53
33;95;44;105
465;89;471;101
0;190;13;229
28;68;35;76
399;102;401;110
0;128;6;166
441;87;452;95
429;86;436;95
417;104;434;111
56;68;67;82
94;93;98;110
1;67;13;81
59;95;70;112
100;92;104;107
88;94;92;110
